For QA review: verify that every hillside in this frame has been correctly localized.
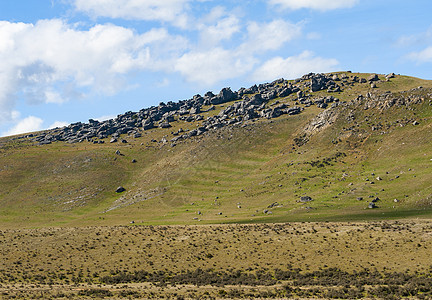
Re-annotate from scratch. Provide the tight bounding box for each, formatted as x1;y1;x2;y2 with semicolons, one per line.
1;71;432;228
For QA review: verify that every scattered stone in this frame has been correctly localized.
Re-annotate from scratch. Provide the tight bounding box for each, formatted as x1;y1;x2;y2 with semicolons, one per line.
386;72;396;79
368;202;377;209
116;186;126;193
300;196;313;202
368;74;379;82
268;202;281;208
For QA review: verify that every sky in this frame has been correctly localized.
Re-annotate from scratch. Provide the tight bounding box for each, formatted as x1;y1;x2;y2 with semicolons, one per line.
0;0;431;137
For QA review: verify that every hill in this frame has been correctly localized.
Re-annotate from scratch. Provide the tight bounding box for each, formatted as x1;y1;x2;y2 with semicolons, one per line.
1;71;432;228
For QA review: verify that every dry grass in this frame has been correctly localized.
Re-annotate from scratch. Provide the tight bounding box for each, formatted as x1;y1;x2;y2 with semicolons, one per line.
0;220;431;298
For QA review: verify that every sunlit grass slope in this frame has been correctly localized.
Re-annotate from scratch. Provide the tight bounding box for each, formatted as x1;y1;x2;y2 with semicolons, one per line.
1;72;432;228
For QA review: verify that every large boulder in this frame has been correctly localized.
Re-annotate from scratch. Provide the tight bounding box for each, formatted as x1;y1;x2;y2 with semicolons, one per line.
218;87;237;103
142;119;154;130
368;74;379;82
248;94;265;106
159;121;172;128
116;186;126;193
300;196;313;202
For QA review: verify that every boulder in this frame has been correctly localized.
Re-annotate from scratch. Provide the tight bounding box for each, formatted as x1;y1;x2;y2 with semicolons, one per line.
386;73;396;79
142;119;154;130
218;87;237;103
368;74;379;82
286;107;301;115
159;121;172;128
248;94;265;106
300;196;313;202
368;202;377;209
116;186;126;193
190;107;201;114
278;87;292;97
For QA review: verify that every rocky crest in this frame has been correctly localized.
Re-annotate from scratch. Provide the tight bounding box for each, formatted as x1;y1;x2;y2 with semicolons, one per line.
25;72;404;146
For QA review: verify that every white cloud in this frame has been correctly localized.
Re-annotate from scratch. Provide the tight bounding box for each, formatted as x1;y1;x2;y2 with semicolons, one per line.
3;116;44;137
407;47;432;63
156;78;170;88
49;121;69;129
199;14;241;47
269;0;359;11
0;19;187;124
74;0;192;28
241;20;302;53
397;27;432;47
175;48;257;85
252;51;339;82
175;19;302;85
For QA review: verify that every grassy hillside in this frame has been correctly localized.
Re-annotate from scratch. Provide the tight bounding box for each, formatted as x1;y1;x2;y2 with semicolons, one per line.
1;72;432;228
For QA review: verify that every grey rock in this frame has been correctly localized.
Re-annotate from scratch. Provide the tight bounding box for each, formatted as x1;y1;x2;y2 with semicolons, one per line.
116;186;126;193
368;74;379;82
159;121;172;128
368;202;377;209
300;196;313;202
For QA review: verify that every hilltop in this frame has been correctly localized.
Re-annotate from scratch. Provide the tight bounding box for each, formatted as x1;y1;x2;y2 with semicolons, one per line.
1;71;432;228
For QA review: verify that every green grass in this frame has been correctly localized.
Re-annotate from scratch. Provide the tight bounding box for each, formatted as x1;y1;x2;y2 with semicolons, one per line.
1;72;432;228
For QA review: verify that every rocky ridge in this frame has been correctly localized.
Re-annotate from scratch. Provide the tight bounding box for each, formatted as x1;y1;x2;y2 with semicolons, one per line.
26;72;400;146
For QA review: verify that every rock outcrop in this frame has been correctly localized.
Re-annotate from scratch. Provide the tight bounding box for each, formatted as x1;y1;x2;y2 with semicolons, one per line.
27;73;369;146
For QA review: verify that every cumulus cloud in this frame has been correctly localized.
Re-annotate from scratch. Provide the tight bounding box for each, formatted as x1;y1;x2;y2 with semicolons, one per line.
198;14;241;47
269;0;359;11
407;47;432;63
252;51;339;82
0;19;187;124
3;116;44;137
176;19;302;85
241;20;302;53
74;0;192;28
175;48;257;85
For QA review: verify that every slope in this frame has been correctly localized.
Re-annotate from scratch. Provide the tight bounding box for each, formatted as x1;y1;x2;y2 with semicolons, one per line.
1;72;432;228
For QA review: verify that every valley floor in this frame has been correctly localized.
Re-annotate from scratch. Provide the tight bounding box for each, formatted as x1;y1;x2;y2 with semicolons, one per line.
1;220;431;299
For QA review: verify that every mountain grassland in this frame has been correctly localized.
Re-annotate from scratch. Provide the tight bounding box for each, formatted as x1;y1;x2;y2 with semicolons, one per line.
0;221;431;299
1;72;432;298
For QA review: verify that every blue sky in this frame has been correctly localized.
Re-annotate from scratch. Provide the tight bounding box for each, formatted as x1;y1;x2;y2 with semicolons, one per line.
0;0;431;136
